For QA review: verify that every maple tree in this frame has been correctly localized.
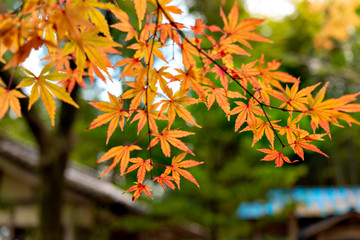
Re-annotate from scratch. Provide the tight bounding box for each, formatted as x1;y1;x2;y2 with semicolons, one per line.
1;0;360;207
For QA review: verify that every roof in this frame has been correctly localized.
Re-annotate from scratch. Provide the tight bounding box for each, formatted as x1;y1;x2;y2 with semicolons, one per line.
0;135;148;214
299;210;360;238
237;187;360;219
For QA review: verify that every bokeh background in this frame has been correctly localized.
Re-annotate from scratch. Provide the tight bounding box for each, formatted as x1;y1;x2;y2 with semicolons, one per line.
1;0;360;239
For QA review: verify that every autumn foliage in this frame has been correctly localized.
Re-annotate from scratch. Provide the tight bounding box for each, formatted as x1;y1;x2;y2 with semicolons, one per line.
1;0;360;201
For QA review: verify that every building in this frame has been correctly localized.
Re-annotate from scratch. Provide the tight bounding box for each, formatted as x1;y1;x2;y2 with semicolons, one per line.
0;135;206;240
237;187;360;240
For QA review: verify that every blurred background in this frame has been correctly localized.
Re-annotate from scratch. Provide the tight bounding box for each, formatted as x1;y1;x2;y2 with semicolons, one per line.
1;0;360;239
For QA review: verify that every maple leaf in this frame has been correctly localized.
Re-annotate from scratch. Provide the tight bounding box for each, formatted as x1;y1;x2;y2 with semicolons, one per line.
258;147;294;167
48;3;95;41
152;66;173;94
131;0;147;29
306;82;360;135
0;78;26;119
0;15;20;62
153;173;176;190
229;99;264;131
241;119;281;147
209;65;229;90
220;1;271;48
149;128;195;157
204;87;244;115
164;152;203;188
174;66;215;100
213;35;251;60
291;134;328;160
128;38;167;64
121;77;157;110
159;88;201;128
62;29;120;77
111;8;138;41
191;18;221;41
279;82;321;112
4;31;55;69
125;157;153;183
17;66;78;126
256;55;299;91
130;102;167;134
150;0;183;23
232;60;260;92
88;93;129;144
125;182;153;201
115;57;144;79
278;115;309;147
251;80;281;106
72;0;114;37
59;68;86;93
97;144;142;178
157;22;185;45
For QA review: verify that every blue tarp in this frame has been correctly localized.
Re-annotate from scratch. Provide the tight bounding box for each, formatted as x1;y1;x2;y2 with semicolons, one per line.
237;187;360;219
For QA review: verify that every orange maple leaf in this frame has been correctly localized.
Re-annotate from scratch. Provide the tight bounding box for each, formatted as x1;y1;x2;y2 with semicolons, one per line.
209;65;229;90
48;3;94;41
150;0;183;23
0;79;26;119
131;0;147;29
256;55;299;91
205;86;244;115
130;102;167;134
121;77;157;110
278;115;309;147
241;119;281;147
97;144;142;178
88;93;129;144
153;173;176;190
149;128;195;157
258;147;294;167
220;1;271;48
174;66;215;100
159;88;201;128
180;38;200;69
291;134;328;160
279;82;321;112
115;57;144;79
62;29;120;77
125;182;153;201
164;152;203;188
306;82;360;135
111;8;138;41
72;0;115;37
229;99;264;131
128;38;167;64
125;157;153;183
191;18;221;45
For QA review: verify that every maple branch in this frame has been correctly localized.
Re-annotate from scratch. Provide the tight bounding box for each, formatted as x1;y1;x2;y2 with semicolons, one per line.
144;2;162;180
131;133;149;145
156;2;288;147
259;104;285;147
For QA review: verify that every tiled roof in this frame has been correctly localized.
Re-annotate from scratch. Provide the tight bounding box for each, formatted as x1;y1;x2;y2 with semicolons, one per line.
0;135;148;213
237;187;360;219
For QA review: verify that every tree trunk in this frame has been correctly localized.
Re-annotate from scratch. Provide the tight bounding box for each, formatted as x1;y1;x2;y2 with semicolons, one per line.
37;86;78;240
1;61;78;240
38;141;68;240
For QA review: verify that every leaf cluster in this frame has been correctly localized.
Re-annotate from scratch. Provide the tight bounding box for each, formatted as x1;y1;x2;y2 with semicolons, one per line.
0;0;360;201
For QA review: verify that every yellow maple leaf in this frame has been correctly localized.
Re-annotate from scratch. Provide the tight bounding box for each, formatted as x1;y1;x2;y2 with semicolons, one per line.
17;66;79;126
0;78;26;119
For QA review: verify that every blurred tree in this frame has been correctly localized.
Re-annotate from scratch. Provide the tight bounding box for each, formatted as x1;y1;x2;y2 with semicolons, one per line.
1;1;360;240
